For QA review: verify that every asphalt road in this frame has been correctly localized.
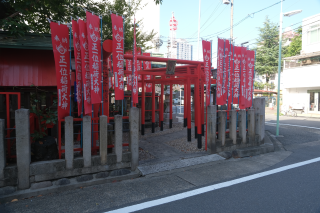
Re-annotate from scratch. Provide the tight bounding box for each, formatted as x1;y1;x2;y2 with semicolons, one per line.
106;114;320;213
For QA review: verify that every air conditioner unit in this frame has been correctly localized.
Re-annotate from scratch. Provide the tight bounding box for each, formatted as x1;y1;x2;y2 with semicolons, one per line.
223;0;230;4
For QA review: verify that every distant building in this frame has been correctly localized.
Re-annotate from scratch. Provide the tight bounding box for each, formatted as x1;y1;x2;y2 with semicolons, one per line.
282;13;320;114
176;39;193;60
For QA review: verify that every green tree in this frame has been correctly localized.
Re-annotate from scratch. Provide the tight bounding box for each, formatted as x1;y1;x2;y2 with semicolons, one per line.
255;16;287;83
284;26;302;57
0;0;157;51
254;81;265;90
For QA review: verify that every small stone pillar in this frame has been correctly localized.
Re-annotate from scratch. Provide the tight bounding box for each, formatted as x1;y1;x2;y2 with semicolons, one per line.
100;115;108;165
83;116;91;167
15;109;30;190
114;115;123;163
218;111;226;146
65;116;74;170
0;119;5;185
253;98;265;142
129;107;139;171
207;105;217;154
238;110;247;144
229;110;237;145
247;109;255;145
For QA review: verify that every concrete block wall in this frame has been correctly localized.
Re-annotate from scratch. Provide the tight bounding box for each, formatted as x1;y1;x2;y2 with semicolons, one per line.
0;107;140;190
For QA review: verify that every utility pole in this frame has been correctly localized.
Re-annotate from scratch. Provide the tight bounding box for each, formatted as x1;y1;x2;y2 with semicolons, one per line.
276;0;283;136
197;0;201;61
230;0;234;41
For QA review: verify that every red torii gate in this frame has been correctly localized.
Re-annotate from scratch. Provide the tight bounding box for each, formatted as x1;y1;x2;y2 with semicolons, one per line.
123;54;210;149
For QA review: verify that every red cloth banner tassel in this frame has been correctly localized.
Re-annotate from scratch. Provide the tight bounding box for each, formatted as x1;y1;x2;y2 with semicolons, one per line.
78;19;92;115
86;11;102;104
50;22;71;120
111;14;124;100
72;20;83;117
202;40;211;106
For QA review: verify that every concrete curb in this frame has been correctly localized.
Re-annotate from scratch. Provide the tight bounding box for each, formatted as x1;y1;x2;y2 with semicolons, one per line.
0;169;141;203
266;131;286;151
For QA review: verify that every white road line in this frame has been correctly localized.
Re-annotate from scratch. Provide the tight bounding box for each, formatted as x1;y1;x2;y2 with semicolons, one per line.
105;157;320;213
265;122;320;130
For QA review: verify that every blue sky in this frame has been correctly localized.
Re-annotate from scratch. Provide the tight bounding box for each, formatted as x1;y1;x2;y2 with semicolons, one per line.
158;0;320;62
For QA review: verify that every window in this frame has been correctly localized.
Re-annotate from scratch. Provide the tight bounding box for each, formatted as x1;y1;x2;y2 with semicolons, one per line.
308;24;320;44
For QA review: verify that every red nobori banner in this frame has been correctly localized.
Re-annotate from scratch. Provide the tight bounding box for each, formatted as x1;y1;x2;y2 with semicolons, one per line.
78;19;91;115
132;18;138;104
247;50;255;107
233;46;241;104
202;40;211;106
223;39;229;104
111;13;124;100
103;51;110;115
143;52;152;92
50;22;71;120
72;20;82;117
137;48;142;88
86;11;102;104
239;46;247;109
227;42;234;105
216;38;226;105
126;50;133;91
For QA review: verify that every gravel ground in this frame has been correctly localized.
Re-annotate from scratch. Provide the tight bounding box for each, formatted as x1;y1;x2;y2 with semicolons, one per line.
141;123;185;139
166;135;206;153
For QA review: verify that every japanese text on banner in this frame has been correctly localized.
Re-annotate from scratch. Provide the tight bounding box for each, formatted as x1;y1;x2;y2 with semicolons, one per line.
111;14;124;100
239;46;247;109
86;11;102;104
202;40;211;106
72;20;82;117
126;50;132;91
132;18;138;104
50;22;71;120
78;19;92;115
247;50;255;107
216;38;226;105
143;52;152;93
233;46;242;104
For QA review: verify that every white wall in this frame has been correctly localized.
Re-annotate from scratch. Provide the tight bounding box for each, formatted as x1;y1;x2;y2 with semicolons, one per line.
302;13;320;54
283;64;320;88
283;87;310;111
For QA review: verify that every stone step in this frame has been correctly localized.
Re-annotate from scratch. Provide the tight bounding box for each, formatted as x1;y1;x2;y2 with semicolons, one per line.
232;143;274;158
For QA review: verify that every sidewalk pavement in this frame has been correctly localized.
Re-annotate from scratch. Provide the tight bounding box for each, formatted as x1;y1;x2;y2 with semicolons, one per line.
0;134;292;213
265;107;320;119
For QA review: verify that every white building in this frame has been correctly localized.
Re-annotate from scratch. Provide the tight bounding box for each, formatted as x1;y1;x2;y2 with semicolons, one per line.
282;13;320;113
176;39;193;60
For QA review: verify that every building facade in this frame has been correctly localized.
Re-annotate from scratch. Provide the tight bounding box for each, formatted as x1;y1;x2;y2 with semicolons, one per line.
282;13;320;113
176;39;193;60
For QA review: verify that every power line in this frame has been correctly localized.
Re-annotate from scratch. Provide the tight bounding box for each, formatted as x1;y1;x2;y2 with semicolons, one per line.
189;0;222;38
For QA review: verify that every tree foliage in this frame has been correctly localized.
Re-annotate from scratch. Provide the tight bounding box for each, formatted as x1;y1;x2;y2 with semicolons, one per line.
255;16;287;83
254;81;265;90
0;0;158;51
284;26;302;57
